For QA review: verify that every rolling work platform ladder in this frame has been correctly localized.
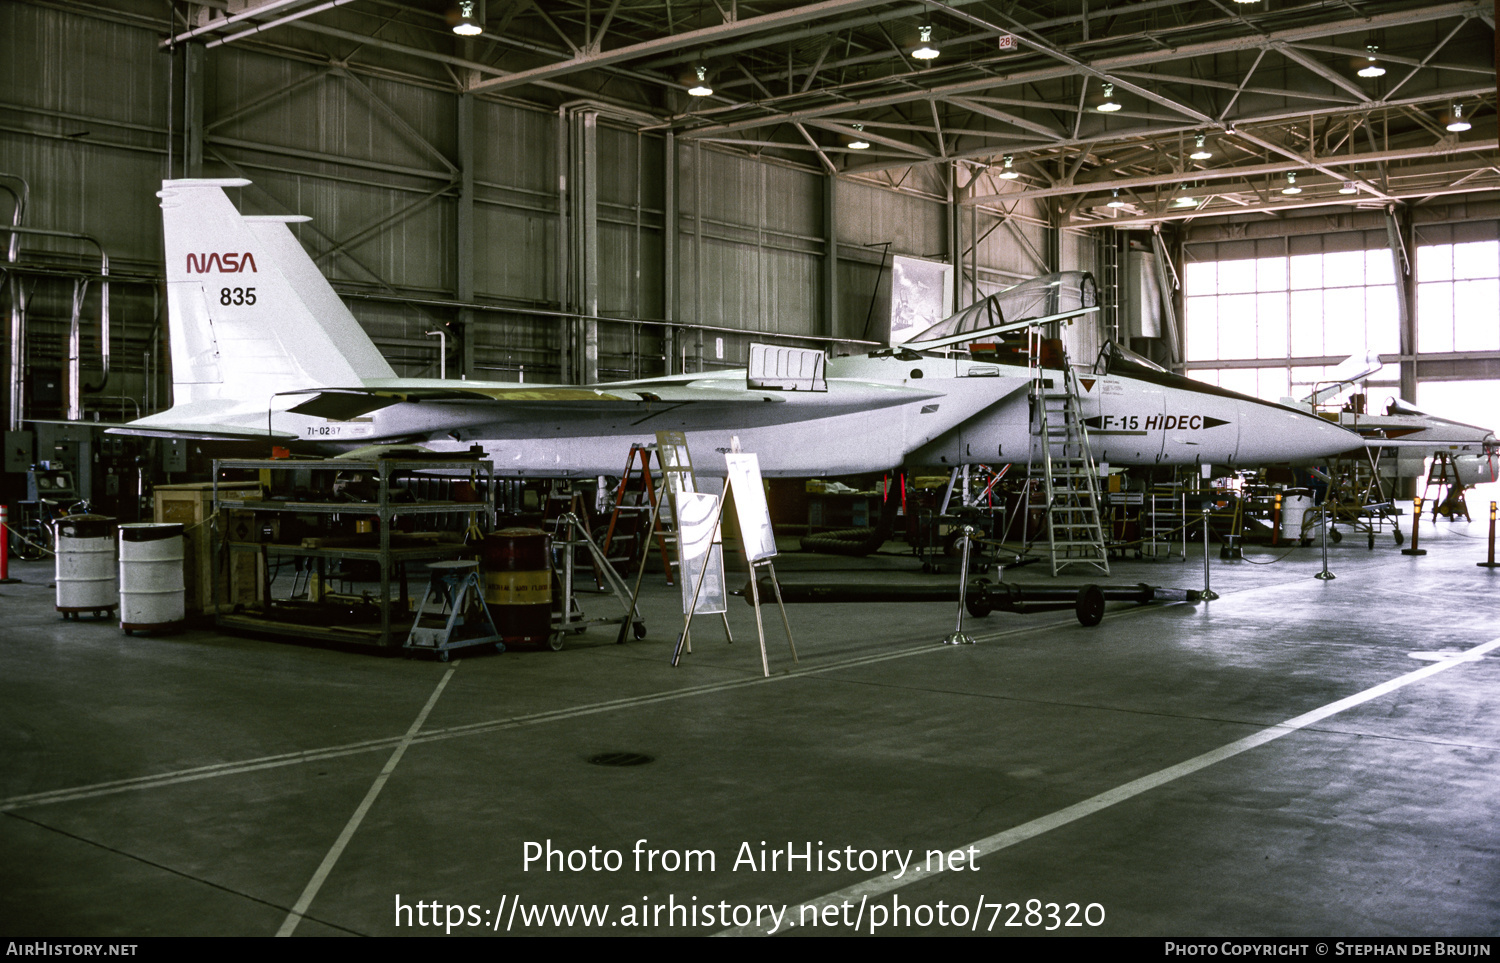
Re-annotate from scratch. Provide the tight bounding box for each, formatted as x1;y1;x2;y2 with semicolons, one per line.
1423;451;1470;521
1029;331;1110;576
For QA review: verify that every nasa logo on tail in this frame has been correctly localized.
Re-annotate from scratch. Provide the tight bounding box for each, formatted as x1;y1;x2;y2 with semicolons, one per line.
186;252;258;273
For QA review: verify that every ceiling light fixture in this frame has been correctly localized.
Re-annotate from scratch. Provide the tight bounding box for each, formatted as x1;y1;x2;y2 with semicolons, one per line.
1282;173;1302;195
1447;103;1471;132
999;155;1019;179
847;124;870;150
1357;45;1385;78
1097;82;1122;112
1190;134;1212;160
1107;189;1125;208
1339;181;1358;195
687;65;713;97
911;26;940;61
452;0;482;35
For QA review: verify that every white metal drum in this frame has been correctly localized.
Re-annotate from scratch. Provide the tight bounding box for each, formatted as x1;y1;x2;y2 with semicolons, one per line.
55;515;118;618
119;523;185;633
1281;492;1315;540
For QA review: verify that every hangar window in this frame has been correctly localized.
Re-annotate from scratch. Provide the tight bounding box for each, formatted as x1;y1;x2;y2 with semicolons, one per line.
1416;239;1500;354
1183;236;1399;402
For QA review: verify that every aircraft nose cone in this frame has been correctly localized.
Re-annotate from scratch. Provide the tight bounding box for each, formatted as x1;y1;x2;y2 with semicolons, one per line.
1235;402;1361;465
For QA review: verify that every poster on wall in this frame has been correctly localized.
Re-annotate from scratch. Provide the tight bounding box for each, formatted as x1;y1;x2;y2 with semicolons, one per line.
885;255;954;345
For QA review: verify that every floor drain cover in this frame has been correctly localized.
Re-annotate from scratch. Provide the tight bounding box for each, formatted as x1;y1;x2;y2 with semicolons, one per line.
588;752;654;767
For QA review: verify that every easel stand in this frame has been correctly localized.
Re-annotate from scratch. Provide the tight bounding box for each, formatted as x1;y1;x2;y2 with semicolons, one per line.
669;477;797;677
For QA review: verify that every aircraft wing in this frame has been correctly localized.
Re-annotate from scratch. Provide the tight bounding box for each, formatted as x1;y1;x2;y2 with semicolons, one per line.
282;378;941;420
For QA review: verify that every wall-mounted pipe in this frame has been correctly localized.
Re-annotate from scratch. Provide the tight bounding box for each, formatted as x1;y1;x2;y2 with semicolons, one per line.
0;174;28;264
0;225;111;419
1;174;28;432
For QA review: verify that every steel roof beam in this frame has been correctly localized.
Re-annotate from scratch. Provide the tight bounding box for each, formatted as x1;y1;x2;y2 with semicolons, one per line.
971;136;1496;207
466;0;897;95
677;1;1486;140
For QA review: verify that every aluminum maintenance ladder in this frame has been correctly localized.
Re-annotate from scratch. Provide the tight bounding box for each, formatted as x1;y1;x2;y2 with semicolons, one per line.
1030;332;1110;576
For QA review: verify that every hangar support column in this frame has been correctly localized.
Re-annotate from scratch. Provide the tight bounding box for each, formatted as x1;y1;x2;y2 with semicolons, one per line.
663;131;676;376
1386;206;1417;403
184;43;204;177
571;109;600;385
823;172;837;339
455;92;475;380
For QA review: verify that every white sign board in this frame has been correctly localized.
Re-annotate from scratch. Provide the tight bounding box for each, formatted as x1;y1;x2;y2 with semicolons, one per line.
725;452;777;563
676;490;726;615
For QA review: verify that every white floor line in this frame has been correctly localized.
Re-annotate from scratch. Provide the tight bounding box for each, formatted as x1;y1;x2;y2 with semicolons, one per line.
716;634;1500;937
0;616;1081;813
275;665;456;937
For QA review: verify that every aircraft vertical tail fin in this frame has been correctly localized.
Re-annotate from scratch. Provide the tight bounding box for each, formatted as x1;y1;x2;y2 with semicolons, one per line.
156;178;394;409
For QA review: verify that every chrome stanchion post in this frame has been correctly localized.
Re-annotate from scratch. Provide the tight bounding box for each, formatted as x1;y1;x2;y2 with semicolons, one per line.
943;525;977;645
1315;503;1336;580
1200;506;1219;600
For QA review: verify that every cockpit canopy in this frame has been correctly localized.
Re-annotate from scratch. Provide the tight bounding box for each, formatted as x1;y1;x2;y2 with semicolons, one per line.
903;271;1097;348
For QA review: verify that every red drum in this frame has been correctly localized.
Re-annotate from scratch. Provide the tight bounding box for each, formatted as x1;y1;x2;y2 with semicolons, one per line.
481;528;553;646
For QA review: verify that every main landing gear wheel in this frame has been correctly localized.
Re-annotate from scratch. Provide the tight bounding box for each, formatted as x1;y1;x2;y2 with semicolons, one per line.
1075;584;1106;627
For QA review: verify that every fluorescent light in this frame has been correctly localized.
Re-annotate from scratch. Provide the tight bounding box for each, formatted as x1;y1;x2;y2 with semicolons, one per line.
1175;193;1197;207
1282;173;1301;195
1447;103;1471;133
1339;181;1358;195
1189;134;1211;160
1107;189;1125;208
848;124;870;150
1097;82;1121;112
687;65;712;97
999;155;1019;179
912;26;940;60
453;0;482;35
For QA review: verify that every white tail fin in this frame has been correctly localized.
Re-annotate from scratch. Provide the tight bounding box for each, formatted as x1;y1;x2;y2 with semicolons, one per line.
158;178;394;408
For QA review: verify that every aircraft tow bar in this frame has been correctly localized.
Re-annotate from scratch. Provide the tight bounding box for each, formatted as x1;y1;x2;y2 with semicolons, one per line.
739;575;1203;628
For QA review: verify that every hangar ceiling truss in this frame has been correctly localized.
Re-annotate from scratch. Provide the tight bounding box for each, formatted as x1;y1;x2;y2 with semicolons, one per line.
141;0;1499;223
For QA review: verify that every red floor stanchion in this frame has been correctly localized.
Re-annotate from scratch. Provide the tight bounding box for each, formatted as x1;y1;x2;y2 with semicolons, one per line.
0;505;17;583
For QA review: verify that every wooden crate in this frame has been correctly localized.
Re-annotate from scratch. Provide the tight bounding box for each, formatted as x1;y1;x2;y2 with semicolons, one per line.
153;482;260;613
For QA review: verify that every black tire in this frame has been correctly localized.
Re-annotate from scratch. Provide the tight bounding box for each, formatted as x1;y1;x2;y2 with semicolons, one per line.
1368;533;1376;550
1330;528;1342;544
438;650;450;663
1394;530;1404;546
632;621;648;640
1076;585;1106;627
547;630;565;652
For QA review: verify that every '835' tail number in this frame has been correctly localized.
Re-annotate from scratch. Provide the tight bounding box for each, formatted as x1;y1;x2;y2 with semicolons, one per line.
220;287;257;306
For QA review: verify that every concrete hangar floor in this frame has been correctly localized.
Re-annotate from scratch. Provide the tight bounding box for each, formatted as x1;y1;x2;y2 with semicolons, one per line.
1;515;1497;938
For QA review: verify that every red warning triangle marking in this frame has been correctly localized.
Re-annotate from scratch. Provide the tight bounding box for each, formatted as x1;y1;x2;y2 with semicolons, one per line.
1079;378;1096;392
